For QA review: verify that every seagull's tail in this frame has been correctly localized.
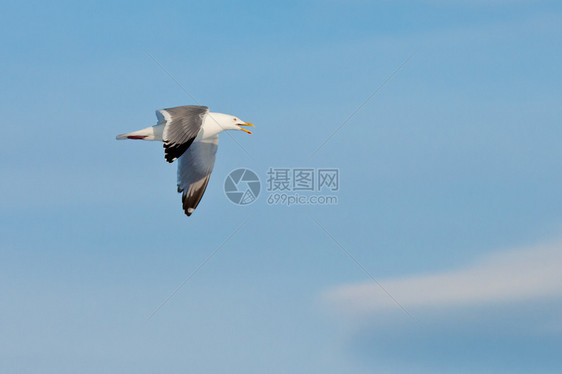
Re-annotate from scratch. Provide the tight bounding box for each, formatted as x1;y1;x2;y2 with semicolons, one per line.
116;125;163;141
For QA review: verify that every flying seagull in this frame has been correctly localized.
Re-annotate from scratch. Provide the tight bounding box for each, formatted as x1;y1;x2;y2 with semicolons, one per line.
116;105;254;217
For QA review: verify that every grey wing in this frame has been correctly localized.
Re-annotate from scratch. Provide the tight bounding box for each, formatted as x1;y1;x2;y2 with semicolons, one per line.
158;105;209;163
176;136;219;217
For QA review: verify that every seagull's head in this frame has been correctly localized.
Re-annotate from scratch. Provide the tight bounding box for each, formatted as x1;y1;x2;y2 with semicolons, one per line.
231;115;254;134
210;113;254;134
208;112;254;135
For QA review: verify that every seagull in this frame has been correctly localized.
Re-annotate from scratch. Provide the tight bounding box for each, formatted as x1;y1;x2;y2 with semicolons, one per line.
116;105;254;217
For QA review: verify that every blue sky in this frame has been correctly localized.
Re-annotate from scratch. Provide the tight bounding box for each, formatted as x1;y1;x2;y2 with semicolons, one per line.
1;0;562;373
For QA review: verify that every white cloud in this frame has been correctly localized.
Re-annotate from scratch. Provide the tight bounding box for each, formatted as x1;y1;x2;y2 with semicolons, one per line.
325;240;562;318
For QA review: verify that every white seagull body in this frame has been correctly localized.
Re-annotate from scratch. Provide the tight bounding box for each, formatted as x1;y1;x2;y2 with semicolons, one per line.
116;105;253;217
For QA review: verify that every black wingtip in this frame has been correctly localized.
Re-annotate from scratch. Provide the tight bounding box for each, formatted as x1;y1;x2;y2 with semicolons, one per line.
180;191;195;217
164;139;195;163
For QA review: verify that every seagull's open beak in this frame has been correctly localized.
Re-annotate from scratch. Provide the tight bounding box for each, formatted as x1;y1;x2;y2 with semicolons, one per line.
239;122;254;134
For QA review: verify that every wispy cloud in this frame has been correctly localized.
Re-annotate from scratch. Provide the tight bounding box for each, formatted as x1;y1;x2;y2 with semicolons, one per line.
325;0;544;6
325;240;562;318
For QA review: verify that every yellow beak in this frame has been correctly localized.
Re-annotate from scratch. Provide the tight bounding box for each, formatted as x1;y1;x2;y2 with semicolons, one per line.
239;122;254;134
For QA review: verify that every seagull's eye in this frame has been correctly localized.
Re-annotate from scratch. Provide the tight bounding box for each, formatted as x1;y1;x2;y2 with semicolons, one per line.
233;118;237;121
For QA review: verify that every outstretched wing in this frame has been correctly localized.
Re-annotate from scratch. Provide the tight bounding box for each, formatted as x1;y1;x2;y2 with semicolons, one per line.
158;105;209;163
176;136;219;217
